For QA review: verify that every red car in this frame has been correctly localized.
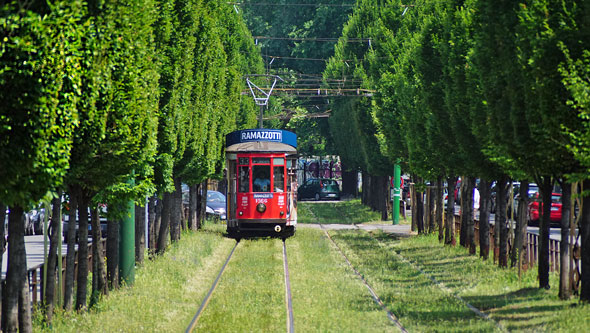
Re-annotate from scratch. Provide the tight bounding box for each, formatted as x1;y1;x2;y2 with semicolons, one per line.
528;192;562;225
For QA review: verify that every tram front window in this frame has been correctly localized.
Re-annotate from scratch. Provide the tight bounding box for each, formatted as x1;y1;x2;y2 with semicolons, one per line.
253;165;271;192
238;166;250;192
273;166;284;192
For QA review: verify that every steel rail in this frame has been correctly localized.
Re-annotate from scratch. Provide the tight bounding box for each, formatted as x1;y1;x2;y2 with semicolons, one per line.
367;233;509;333
318;224;407;332
185;241;239;333
283;240;295;333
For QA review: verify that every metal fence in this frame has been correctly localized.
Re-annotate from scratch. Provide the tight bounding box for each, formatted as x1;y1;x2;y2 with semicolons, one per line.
25;238;107;309
453;215;577;273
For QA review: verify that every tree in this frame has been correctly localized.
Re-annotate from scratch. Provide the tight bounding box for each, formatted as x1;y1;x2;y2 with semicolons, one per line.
0;1;84;329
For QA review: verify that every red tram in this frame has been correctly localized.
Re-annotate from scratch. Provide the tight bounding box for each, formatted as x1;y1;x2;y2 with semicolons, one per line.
225;129;298;238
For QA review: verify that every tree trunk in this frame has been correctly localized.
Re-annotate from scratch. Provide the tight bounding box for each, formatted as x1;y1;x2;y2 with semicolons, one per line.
459;177;467;247
148;196;159;253
379;175;388;221
479;179;491;260
361;173;369;206
424;185;433;233
90;206;107;307
428;185;436;233
445;177;457;246
76;192;89;311
189;184;198;230
170;177;182;242
416;179;424;234
465;177;476;255
497;176;509;268
197;181;208;229
157;192;172;254
411;182;417;232
436;178;444;242
107;218;119;290
3;206;31;332
538;176;553;288
64;186;78;311
559;181;571;299
44;194;62;323
515;182;529;274
341;165;358;198
511;181;527;268
135;202;146;265
580;179;590;301
0;203;6;326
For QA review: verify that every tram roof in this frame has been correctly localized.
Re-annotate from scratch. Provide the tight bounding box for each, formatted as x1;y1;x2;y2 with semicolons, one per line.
225;129;297;153
225;141;297;154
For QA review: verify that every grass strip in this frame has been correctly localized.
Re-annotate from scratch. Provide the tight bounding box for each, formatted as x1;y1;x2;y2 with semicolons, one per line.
336;230;590;332
330;230;500;332
380;232;590;332
287;228;396;331
35;224;234;332
298;199;383;224
193;237;285;331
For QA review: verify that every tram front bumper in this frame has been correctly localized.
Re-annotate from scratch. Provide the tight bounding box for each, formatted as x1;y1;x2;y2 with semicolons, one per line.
229;219;288;231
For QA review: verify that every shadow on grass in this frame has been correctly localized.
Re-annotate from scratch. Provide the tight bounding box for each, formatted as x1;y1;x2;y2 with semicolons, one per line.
462;287;551;311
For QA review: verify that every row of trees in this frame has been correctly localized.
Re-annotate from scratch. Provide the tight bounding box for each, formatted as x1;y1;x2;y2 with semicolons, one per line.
239;0;373;200
0;0;262;331
324;0;590;301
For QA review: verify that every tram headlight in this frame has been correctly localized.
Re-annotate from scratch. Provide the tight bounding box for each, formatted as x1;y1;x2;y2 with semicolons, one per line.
256;203;266;213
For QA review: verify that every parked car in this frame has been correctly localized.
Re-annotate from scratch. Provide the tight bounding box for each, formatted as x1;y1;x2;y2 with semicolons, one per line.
297;178;340;201
206;190;226;220
528;192;562;226
63;204;108;243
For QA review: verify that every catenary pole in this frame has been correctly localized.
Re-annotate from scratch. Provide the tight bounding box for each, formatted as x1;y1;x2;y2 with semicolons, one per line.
393;163;401;225
120;176;135;285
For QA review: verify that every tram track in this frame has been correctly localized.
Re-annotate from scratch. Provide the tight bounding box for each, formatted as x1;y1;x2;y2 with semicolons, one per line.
186;238;295;332
317;223;408;332
283;240;295;333
366;231;508;333
186;240;240;333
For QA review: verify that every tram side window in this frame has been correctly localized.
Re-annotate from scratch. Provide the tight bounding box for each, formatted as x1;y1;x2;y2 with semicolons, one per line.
252;165;271;192
273;166;284;192
238;166;250;193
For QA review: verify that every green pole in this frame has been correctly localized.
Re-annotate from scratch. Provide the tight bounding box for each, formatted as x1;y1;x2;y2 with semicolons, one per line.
393;163;401;225
119;177;135;285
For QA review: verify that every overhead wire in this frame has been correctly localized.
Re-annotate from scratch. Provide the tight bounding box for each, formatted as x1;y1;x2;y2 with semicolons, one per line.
228;2;415;8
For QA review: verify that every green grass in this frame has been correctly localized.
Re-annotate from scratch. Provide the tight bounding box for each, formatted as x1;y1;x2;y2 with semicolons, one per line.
288;228;396;331
298;199;383;224
36;224;235;332
194;237;285;331
330;230;590;332
33;220;589;332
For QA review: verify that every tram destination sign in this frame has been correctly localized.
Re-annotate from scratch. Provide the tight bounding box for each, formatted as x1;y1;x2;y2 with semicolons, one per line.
241;130;282;142
226;129;297;148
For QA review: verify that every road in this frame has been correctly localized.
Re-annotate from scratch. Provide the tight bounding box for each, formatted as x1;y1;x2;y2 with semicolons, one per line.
1;235;71;280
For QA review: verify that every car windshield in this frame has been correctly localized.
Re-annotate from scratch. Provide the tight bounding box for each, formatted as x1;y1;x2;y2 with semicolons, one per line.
207;191;226;203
